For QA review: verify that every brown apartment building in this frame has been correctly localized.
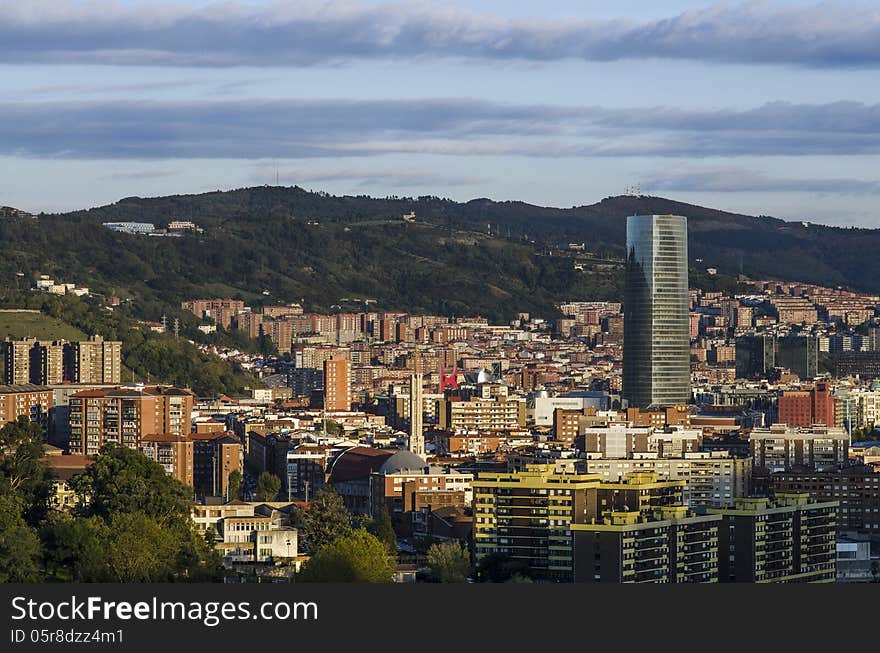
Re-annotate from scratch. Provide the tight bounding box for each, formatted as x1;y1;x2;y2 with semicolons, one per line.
180;299;245;329
323;356;351;411
140;431;242;498
68;385;193;455
0;384;53;432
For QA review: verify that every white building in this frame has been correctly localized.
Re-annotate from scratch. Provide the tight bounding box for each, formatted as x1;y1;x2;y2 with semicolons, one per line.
584;452;751;508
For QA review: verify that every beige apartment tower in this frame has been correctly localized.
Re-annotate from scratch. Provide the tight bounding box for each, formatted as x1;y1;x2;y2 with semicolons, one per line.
65;335;122;384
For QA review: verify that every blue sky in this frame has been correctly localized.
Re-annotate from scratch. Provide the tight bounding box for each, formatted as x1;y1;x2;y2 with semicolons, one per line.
2;0;879;226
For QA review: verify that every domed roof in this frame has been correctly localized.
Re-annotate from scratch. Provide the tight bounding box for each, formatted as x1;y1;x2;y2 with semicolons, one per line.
379;449;428;475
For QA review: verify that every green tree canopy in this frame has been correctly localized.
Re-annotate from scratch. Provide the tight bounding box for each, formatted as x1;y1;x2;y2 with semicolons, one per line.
0;494;43;582
40;514;110;583
426;541;471;583
255;472;281;502
286;486;351;554
475;552;532;583
69;443;193;527
298;529;394;583
0;416;53;526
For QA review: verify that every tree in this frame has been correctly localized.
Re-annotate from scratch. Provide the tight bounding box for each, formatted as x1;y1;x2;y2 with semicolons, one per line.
0;495;43;582
106;512;178;582
475;552;531;583
426;541;470;583
298;530;394;583
0;416;53;526
40;515;109;582
64;444;221;582
372;507;398;557
69;443;192;527
286;486;351;554
227;469;242;502
255;472;281;502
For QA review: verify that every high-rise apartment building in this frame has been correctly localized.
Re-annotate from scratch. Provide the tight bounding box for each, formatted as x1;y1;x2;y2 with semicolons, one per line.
572;506;722;583
63;335;122;384
323;356;351;412
707;494;837;583
473;466;687;582
3;336;122;385
623;215;690;408
30;341;64;385
749;424;848;473
68;385;194;456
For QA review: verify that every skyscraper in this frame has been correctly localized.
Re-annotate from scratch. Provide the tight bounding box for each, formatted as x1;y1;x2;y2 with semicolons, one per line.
623;214;690;408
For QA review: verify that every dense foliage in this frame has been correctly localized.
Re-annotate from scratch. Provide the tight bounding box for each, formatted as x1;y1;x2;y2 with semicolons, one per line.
1;187;872;326
298;529;394;583
0;421;221;583
426;541;471;583
286;487;352;554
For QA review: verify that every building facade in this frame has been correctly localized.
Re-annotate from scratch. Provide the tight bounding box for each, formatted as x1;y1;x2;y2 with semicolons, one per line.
623;214;690;408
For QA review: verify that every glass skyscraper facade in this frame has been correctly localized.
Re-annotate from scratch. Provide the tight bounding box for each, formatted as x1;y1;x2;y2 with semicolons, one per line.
623;214;690;408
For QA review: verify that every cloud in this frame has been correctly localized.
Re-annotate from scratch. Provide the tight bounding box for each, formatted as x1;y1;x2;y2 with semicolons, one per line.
644;166;880;195
0;98;879;161
0;0;879;68
250;164;488;188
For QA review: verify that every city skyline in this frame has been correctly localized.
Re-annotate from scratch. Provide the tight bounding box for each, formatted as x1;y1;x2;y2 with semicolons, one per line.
1;0;879;227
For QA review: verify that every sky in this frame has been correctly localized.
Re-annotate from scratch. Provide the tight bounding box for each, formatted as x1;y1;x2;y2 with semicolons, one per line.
2;0;880;226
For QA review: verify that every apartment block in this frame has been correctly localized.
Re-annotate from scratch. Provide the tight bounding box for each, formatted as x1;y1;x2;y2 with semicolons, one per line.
707;494;837;583
139;434;195;488
3;336;122;385
771;466;880;535
63;335;122;384
68;385;194;456
180;298;245;329
472;466;687;582
323;356;351;411
749;424;849;472
572;506;722;583
0;383;53;432
437;397;526;432
583;452;751;508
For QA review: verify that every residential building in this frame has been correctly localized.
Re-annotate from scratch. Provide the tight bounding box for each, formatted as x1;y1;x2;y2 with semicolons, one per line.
436;396;526;431
63;335;122;384
749;424;849;472
68;385;194;456
0;383;53;432
572;507;722;583
771;466;880;535
706;494;837;583
323;356;351;412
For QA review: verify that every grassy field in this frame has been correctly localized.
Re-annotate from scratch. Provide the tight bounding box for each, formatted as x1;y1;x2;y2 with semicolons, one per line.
0;311;87;341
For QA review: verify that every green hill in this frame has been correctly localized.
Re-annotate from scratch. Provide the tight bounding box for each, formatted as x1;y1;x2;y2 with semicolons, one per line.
0;187;875;325
0;310;86;342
